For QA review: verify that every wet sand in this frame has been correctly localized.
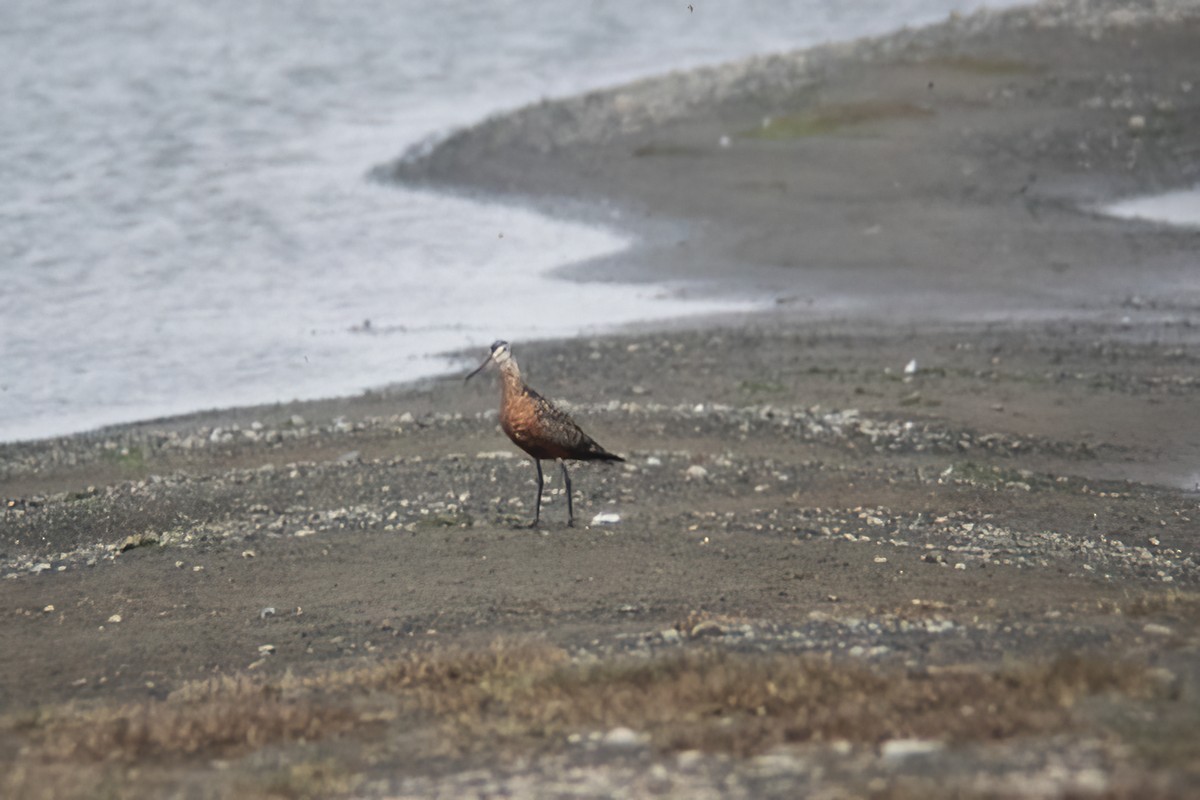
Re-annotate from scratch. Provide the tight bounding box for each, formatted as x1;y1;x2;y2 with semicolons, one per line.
3;1;1200;797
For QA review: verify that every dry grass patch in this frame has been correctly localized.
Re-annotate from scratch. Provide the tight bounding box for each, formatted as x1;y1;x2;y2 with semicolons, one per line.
436;650;1164;756
4;642;566;766
17;674;361;763
3;642;1170;778
1124;590;1200;619
922;55;1045;75
746;101;933;139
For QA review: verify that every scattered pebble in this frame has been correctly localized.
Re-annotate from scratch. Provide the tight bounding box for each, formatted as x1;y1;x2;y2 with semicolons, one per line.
601;726;647;749
881;739;945;760
119;533;158;552
691;620;724;638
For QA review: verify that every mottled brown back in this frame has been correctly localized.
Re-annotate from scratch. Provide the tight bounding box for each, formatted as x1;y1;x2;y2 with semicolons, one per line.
500;385;623;463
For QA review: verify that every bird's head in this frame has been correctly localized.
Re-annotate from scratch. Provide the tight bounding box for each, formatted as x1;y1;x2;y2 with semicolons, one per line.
465;339;513;381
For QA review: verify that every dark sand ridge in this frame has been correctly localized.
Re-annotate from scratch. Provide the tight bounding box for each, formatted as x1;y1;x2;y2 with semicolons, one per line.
393;0;1199;317
389;0;1200;490
3;2;1200;797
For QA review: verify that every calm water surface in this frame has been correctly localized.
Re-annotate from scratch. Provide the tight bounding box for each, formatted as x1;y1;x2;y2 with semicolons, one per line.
0;0;1020;441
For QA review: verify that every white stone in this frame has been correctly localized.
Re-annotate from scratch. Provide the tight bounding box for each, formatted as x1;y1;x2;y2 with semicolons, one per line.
881;739;944;760
601;726;646;748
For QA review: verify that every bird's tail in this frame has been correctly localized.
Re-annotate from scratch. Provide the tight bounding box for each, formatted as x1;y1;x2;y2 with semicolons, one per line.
582;440;625;462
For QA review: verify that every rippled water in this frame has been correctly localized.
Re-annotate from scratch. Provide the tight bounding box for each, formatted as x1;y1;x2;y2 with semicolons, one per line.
0;0;1018;442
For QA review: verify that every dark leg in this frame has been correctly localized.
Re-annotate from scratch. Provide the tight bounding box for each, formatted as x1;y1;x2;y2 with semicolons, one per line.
529;459;544;528
559;459;574;526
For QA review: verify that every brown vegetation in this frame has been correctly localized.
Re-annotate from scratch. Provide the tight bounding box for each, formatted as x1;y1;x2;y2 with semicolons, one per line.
5;641;1164;773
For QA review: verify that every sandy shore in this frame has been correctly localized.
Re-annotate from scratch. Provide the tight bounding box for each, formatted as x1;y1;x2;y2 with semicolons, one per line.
393;0;1199;314
4;2;1200;797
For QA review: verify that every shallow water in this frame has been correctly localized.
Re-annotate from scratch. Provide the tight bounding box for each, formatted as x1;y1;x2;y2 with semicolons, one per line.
0;0;1020;442
1101;185;1200;228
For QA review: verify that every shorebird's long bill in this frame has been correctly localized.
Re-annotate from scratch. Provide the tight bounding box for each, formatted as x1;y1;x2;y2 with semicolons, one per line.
464;354;491;382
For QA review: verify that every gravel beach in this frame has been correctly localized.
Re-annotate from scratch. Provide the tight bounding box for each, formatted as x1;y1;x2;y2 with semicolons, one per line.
3;1;1200;797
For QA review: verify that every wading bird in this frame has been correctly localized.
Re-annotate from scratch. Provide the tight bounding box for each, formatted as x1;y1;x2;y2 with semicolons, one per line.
466;340;624;526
